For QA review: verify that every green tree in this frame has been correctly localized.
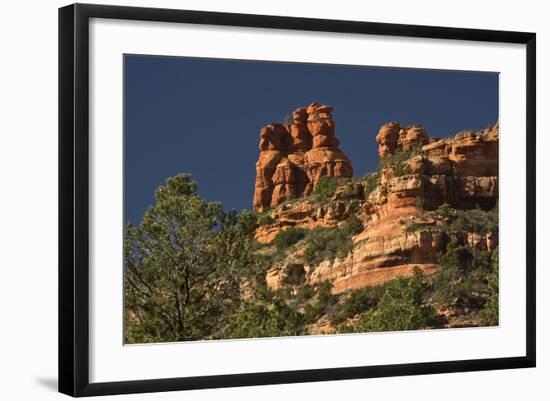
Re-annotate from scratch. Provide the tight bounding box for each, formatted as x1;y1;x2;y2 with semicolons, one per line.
303;281;337;322
450;207;498;235
219;282;307;339
432;240;473;306
124;174;256;343
332;285;385;324
480;248;499;325
338;268;436;333
431;240;494;308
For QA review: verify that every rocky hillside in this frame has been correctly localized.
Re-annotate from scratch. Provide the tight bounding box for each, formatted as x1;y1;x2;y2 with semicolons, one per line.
253;103;499;295
124;103;500;344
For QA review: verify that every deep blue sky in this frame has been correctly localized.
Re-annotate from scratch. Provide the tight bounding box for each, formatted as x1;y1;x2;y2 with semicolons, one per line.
124;55;498;224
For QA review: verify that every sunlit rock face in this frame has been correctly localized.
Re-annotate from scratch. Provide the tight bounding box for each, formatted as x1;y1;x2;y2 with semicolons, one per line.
253;103;353;213
255;117;499;294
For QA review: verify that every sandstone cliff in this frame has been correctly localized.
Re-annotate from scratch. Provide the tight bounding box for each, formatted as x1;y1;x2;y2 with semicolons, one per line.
254;115;499;295
253;103;353;212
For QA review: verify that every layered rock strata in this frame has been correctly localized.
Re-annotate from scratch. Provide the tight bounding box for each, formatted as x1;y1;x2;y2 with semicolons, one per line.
257;120;499;293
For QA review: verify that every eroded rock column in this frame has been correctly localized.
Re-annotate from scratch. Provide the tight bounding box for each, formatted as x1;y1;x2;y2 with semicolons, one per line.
253;103;354;211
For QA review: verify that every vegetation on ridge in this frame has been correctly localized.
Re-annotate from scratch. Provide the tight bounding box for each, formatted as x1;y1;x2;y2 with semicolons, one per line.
378;146;421;177
126;140;499;342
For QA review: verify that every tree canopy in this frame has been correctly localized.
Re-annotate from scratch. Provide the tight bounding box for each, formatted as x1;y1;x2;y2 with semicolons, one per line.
124;174;257;343
125;174;499;343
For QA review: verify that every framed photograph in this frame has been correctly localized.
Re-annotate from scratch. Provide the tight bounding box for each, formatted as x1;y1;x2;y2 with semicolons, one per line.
59;3;536;397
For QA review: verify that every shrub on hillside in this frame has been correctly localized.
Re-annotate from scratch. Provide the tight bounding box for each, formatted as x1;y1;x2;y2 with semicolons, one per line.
313;176;339;204
378;147;421;177
273;226;307;252
403;220;434;234
431;240;496;308
338;268;437;333
303;281;338;323
220;298;307;339
435;203;451;218
342;214;363;235
450;206;498;235
303;226;353;265
363;172;379;197
479;247;499;326
331;285;385;324
256;210;274;226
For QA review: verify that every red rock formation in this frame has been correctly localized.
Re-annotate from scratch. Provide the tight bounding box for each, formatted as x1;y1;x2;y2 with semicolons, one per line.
398;124;429;151
374;121;499;210
375;122;400;157
303;103;353;195
271;158;296;207
376;122;429;157
253;103;353;212
252;124;286;212
256;120;499;294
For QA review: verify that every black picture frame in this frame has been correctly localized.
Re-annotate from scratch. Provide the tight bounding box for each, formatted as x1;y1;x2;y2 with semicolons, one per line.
59;3;536;397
